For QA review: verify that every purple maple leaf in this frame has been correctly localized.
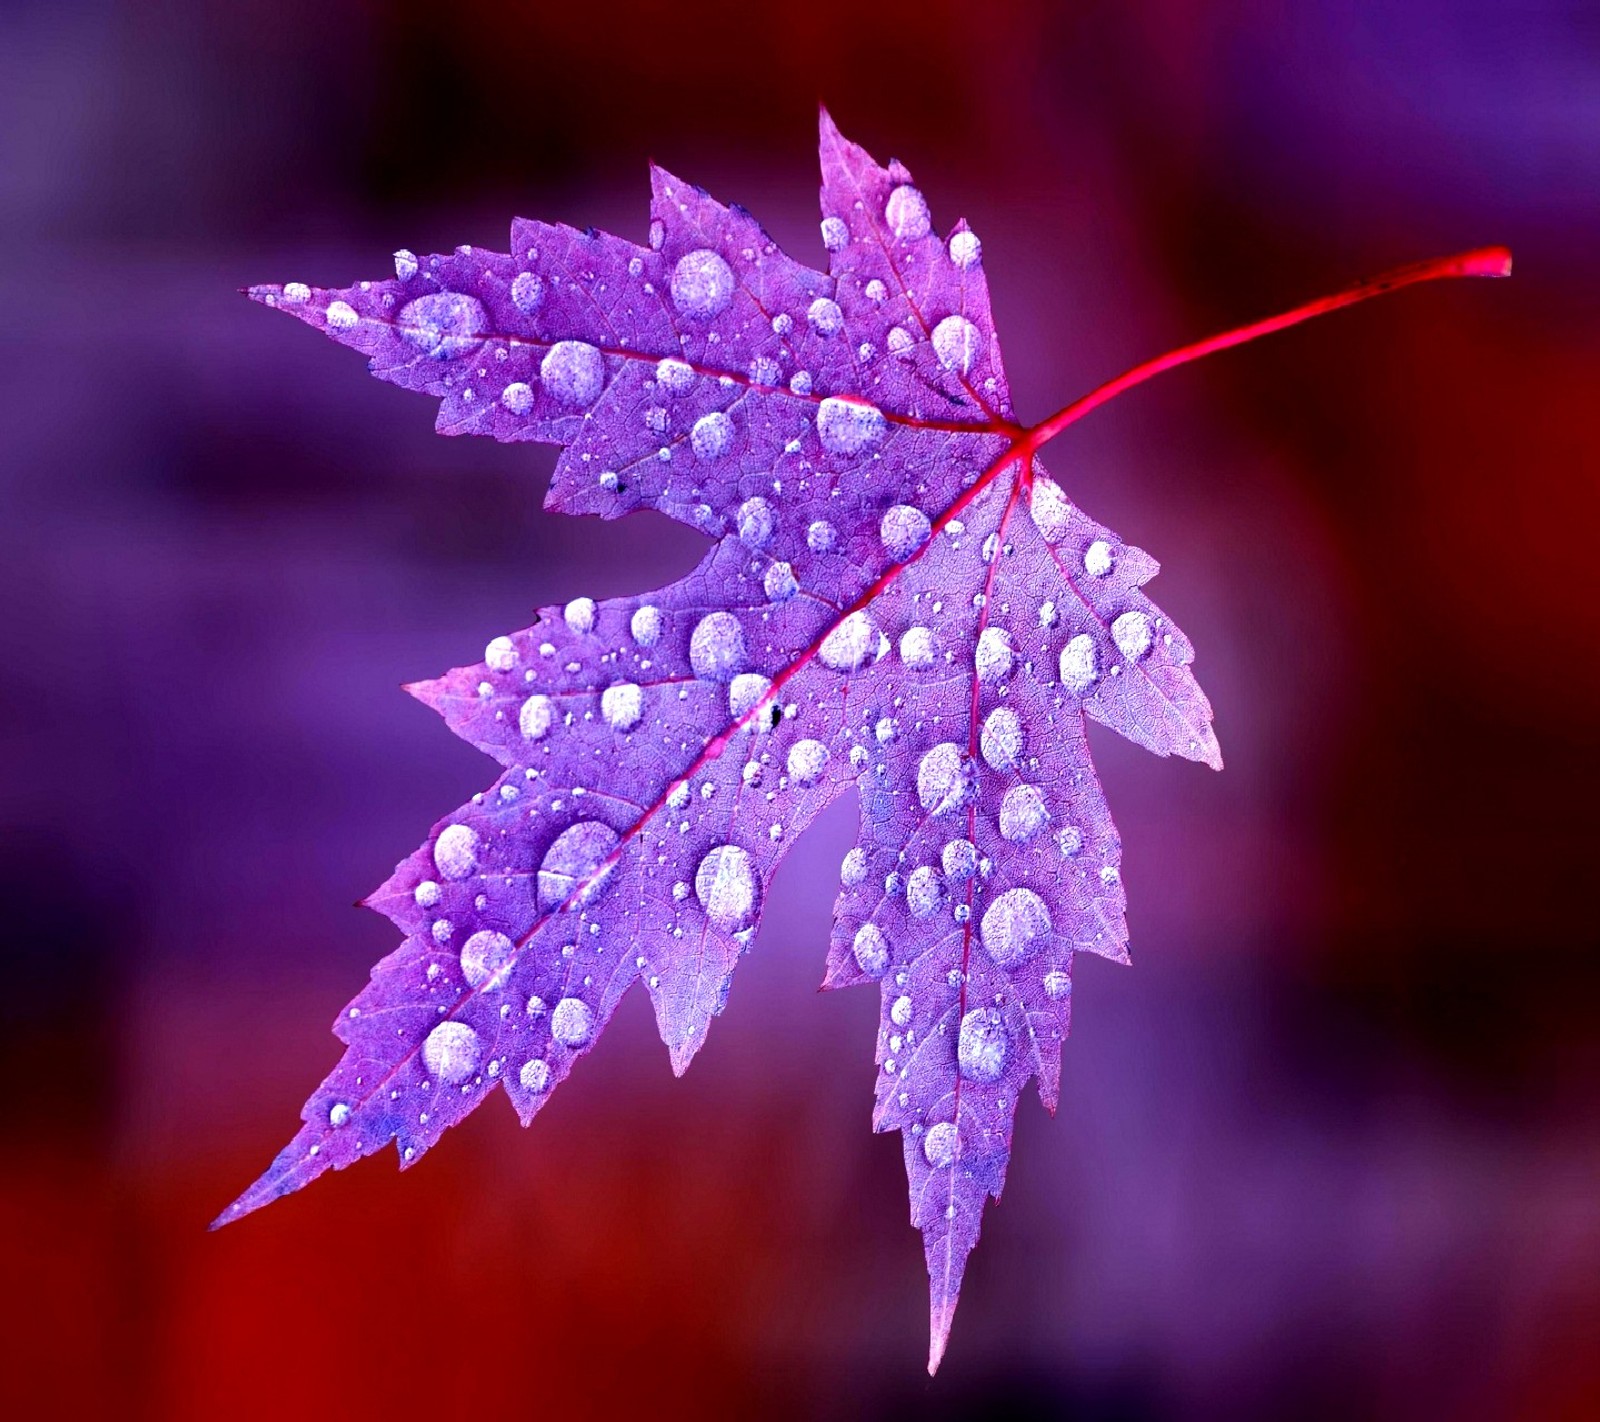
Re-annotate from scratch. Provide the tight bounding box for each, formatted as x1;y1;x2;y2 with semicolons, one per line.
217;110;1509;1371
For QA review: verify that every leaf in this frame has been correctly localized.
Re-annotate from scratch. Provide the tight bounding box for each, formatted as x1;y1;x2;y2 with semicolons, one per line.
216;109;1510;1372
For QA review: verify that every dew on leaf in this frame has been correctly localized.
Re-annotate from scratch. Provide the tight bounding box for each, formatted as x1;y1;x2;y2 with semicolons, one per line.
807;297;844;337
899;626;936;669
691;410;733;460
393;249;419;280
806;519;838;553
816;397;886;457
519;1058;551;1093
329;1102;352;1129
414;880;442;908
433;823;479;881
941;838;977;881
501;382;534;415
852;923;889;977
906;865;943;919
630;604;663;647
460;930;517;991
1112;610;1153;661
820;216;849;252
537;821;620;909
689;611;746;681
890;994;914;1029
787;738;829;784
656;357;695;394
819;611;876;672
917;743;974;816
979;706;1023;771
326;300;358;330
948;230;981;268
1084;540;1114;577
1059;633;1097;693
550;996;596;1047
737;497;775;549
763;561;798;603
885;184;931;240
980;887;1052;969
540;340;605;406
484;636;517;672
671;249;735;318
931;315;981;375
601;682;644;732
998;784;1050;844
1029;476;1073;544
922;1121;959;1168
510;271;544;315
880;504;931;561
399;292;486;360
956;1008;1007;1082
423;1021;482;1085
841;848;868;887
564;597;597;635
519;694;555;740
1044;969;1072;1000
728;672;772;721
974;627;1014;684
695;844;759;928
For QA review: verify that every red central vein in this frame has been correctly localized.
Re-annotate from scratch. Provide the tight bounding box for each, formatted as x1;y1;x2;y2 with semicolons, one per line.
275;244;1510;1183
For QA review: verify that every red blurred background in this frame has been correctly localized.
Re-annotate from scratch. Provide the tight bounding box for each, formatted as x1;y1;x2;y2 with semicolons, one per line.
3;2;1597;1417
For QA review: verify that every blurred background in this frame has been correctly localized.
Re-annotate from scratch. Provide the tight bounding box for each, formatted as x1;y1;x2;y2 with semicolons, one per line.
2;1;1596;1417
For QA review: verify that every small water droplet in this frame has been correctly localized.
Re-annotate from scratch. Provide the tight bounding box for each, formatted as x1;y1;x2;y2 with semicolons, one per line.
819;611;875;672
433;823;479;880
399;292;487;361
942;838;978;881
763;561;798;603
974;627;1014;684
689;611;746;682
948;230;982;268
899;626;936;669
931;315;981;375
511;271;544;315
1084;540;1114;577
537;821;619;908
922;1121;959;1168
905;865;943;919
885;185;931;241
957;1008;1007;1082
852;923;889;977
807;297;844;337
999;785;1050;843
1112;610;1153;661
630;604;663;647
879;504;931;561
980;706;1023;771
820;216;849;252
691;410;733;460
520;1058;551;1093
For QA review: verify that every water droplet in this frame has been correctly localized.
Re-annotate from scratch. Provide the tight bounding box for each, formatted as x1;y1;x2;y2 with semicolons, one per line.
885;185;931;240
1084;540;1114;577
520;694;554;740
630;604;663;647
1029;475;1073;544
671;249;735;318
807;297;844;337
942;838;977;881
923;1121;959;1168
728;672;772;721
501;382;534;415
819;611;875;672
431;918;454;946
890;994;914;1028
537;820;619;908
394;250;420;281
460;930;516;991
816;397;886;457
329;1101;352;1128
999;784;1050;843
695;844;759;928
980;887;1052;968
511;271;544;315
601;682;643;732
957;1008;1007;1082
841;847;868;886
689;611;746;681
763;561;798;603
749;355;780;386
906;865;943;919
948;230;982;268
484;636;517;672
540;340;605;406
414;879;442;908
931;315;980;375
980;706;1023;771
520;1058;550;1093
423;1020;481;1084
887;326;915;358
282;281;311;304
880;504;931;561
398;292;486;360
806;519;838;553
326;300;358;330
1055;825;1084;858
974;627;1014;684
917;743;974;816
736;497;775;550
1044;969;1072;1000
564;597;596;635
655;357;695;395
852;923;889;977
820;216;849;252
691;410;733;460
433;823;479;880
874;717;898;745
1112;610;1153;661
550;996;595;1047
787;738;829;785
789;370;813;396
1059;633;1097;693
899;626;936;669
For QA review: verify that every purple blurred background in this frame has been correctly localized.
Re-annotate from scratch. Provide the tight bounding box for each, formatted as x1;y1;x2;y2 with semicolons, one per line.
3;2;1597;1417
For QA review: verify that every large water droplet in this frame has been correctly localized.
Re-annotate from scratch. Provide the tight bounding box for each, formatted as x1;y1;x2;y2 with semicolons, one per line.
787;738;829;785
917;743;974;816
885;185;931;240
899;626;936;669
394;250;420;281
957;1008;1008;1082
852;923;889;977
763;561;798;603
816;398;886;457
423;1020;482;1084
923;1121;959;1168
1112;610;1153;661
550;996;595;1047
520;694;554;740
807;297;844;337
564;597;597;635
519;1058;551;1093
689;612;746;681
880;504;931;561
501;382;534;415
671;249;735;318
905;865;943;919
630;604;663;647
433;823;479;880
820;216;849;252
460;930;516;991
931;315;981;374
1059;633;1097;692
942;838;977;881
728;672;772;721
890;994;914;1029
540;340;605;407
537;820;620;909
329;1101;353;1128
1084;540;1114;578
1029;475;1073;544
998;784;1050;843
806;519;838;553
484;636;517;672
1044;968;1072;1000
392;292;487;364
948;230;982;268
737;497;775;550
655;357;695;395
510;271;544;315
980;887;1052;968
691;410;733;460
975;627;1014;684
819;611;875;672
601;682;643;732
980;706;1023;771
695;844;759;928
